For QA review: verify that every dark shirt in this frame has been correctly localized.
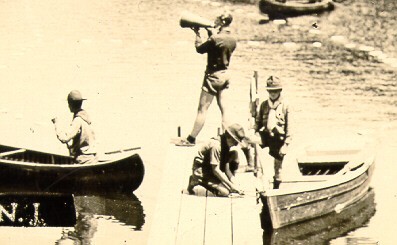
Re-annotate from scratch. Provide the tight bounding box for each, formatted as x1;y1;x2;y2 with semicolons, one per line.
195;28;237;73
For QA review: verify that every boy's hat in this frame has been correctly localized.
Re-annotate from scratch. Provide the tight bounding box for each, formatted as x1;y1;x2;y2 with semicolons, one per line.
225;123;248;146
67;90;86;101
266;76;283;90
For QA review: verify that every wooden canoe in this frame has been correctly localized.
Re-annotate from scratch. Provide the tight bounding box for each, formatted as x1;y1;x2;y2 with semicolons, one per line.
0;144;145;194
259;135;376;229
259;0;334;16
262;188;376;243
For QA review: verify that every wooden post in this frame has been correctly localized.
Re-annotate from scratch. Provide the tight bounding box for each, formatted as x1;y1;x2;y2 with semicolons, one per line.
178;126;181;138
249;71;259;174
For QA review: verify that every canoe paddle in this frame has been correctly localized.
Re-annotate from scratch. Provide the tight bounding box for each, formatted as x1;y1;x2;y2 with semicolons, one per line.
104;147;141;155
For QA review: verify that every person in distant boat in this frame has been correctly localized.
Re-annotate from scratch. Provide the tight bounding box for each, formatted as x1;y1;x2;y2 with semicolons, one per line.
254;76;292;189
177;12;237;146
52;90;98;164
187;123;246;197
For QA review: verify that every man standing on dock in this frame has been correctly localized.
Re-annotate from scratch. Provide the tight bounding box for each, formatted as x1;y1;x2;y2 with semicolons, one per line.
254;76;292;189
176;12;236;147
187;123;246;197
52;90;98;164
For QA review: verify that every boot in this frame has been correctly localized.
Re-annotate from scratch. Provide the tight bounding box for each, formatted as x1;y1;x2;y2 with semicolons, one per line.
187;176;199;194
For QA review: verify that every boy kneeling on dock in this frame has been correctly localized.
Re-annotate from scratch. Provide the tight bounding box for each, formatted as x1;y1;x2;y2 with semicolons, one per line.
187;123;246;197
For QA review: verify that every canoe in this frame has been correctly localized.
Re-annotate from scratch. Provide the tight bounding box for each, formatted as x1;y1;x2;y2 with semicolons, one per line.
0;144;145;194
262;188;375;243
259;0;334;16
258;135;376;229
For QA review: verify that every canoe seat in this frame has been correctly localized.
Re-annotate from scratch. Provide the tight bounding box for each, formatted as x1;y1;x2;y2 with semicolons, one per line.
298;161;347;175
0;149;26;158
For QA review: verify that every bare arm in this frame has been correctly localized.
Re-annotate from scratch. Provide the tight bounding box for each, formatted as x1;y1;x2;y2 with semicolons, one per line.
224;162;235;182
212;164;241;193
53;117;81;144
209;146;241;194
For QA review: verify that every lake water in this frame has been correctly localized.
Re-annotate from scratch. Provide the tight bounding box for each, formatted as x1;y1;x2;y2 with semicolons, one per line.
0;0;396;244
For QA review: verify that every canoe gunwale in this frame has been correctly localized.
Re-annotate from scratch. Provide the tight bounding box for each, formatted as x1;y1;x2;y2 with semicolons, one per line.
0;152;140;169
264;153;375;196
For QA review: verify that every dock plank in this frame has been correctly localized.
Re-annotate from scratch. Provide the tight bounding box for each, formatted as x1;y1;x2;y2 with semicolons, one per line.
175;193;206;245
204;196;233;245
231;173;263;245
147;145;196;245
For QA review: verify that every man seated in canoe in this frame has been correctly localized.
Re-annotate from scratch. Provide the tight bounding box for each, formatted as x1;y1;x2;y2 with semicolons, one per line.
187;123;247;197
52;90;98;164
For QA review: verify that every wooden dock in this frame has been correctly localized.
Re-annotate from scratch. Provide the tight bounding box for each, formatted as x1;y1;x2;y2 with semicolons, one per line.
147;141;264;245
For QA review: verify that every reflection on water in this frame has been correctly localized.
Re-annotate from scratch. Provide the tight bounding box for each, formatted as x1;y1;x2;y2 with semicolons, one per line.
55;192;145;244
261;188;376;244
74;192;145;230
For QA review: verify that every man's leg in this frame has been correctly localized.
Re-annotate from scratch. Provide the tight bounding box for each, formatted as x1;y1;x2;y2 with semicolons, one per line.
273;158;283;189
188;90;214;141
188;160;204;194
216;88;230;132
187;175;201;194
242;145;255;172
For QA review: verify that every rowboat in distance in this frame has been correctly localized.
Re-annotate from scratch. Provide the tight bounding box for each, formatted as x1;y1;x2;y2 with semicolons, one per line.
0;144;145;194
258;134;376;229
259;0;335;16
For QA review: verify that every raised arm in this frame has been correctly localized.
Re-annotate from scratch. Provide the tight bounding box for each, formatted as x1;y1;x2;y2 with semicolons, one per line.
53;117;81;144
194;28;212;54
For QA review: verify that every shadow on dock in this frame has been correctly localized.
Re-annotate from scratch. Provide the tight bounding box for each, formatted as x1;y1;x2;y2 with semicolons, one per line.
261;188;376;244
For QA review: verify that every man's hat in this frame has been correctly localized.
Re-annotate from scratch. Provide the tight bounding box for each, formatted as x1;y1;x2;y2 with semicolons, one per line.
266;76;283;90
225;123;247;146
67;90;86;101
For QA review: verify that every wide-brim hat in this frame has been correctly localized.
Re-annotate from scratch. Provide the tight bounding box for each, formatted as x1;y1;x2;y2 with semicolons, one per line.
266;76;282;90
67;90;86;101
225;123;248;147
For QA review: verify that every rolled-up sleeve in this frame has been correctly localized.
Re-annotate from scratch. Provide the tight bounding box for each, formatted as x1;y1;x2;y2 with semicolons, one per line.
209;144;221;167
55;118;81;143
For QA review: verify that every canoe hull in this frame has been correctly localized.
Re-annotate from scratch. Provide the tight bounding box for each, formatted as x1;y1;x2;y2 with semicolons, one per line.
261;159;375;229
259;0;334;16
0;146;145;194
262;188;376;243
